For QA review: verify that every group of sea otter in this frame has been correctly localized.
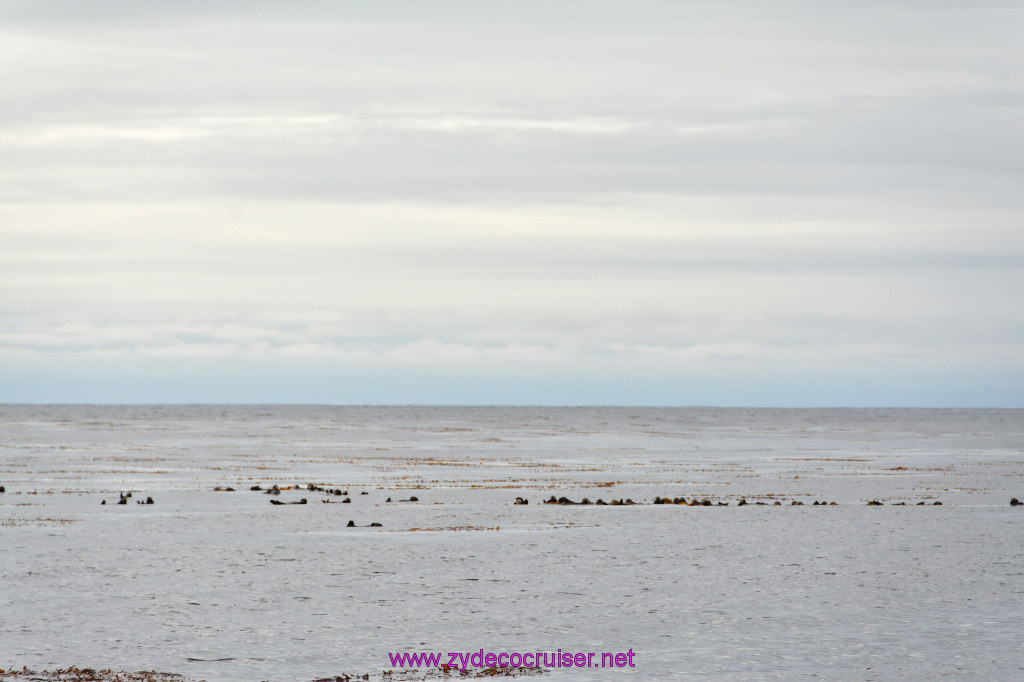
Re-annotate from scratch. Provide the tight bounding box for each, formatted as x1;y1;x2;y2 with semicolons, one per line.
44;479;1014;516
99;491;154;505
510;495;960;506
525;496;639;505
255;482;399;526
528;495;824;506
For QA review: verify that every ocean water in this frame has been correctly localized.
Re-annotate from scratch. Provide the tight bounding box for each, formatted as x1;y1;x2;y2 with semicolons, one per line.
1;405;1022;681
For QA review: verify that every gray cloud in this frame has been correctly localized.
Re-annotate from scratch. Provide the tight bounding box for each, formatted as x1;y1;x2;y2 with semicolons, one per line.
1;1;1022;404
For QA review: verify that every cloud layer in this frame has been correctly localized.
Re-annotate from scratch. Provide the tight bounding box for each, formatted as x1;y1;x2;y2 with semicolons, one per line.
2;1;1022;404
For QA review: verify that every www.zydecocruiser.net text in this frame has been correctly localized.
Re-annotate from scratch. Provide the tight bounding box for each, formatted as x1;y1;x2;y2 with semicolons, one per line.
388;649;636;670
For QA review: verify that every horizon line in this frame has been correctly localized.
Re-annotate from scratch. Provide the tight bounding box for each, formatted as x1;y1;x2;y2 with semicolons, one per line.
2;402;1020;410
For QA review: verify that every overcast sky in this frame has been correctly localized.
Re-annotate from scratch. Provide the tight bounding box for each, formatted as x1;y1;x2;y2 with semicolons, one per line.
2;0;1022;405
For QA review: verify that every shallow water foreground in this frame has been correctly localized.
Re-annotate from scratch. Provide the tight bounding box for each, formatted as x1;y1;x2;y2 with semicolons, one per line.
1;406;1022;681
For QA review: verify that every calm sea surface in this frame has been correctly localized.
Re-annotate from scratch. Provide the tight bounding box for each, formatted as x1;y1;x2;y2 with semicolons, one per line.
1;406;1022;680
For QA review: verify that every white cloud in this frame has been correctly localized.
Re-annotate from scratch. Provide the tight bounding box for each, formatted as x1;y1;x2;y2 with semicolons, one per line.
0;0;1022;404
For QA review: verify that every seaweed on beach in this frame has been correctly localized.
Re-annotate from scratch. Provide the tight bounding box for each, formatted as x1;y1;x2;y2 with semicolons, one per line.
0;667;191;682
0;666;546;682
